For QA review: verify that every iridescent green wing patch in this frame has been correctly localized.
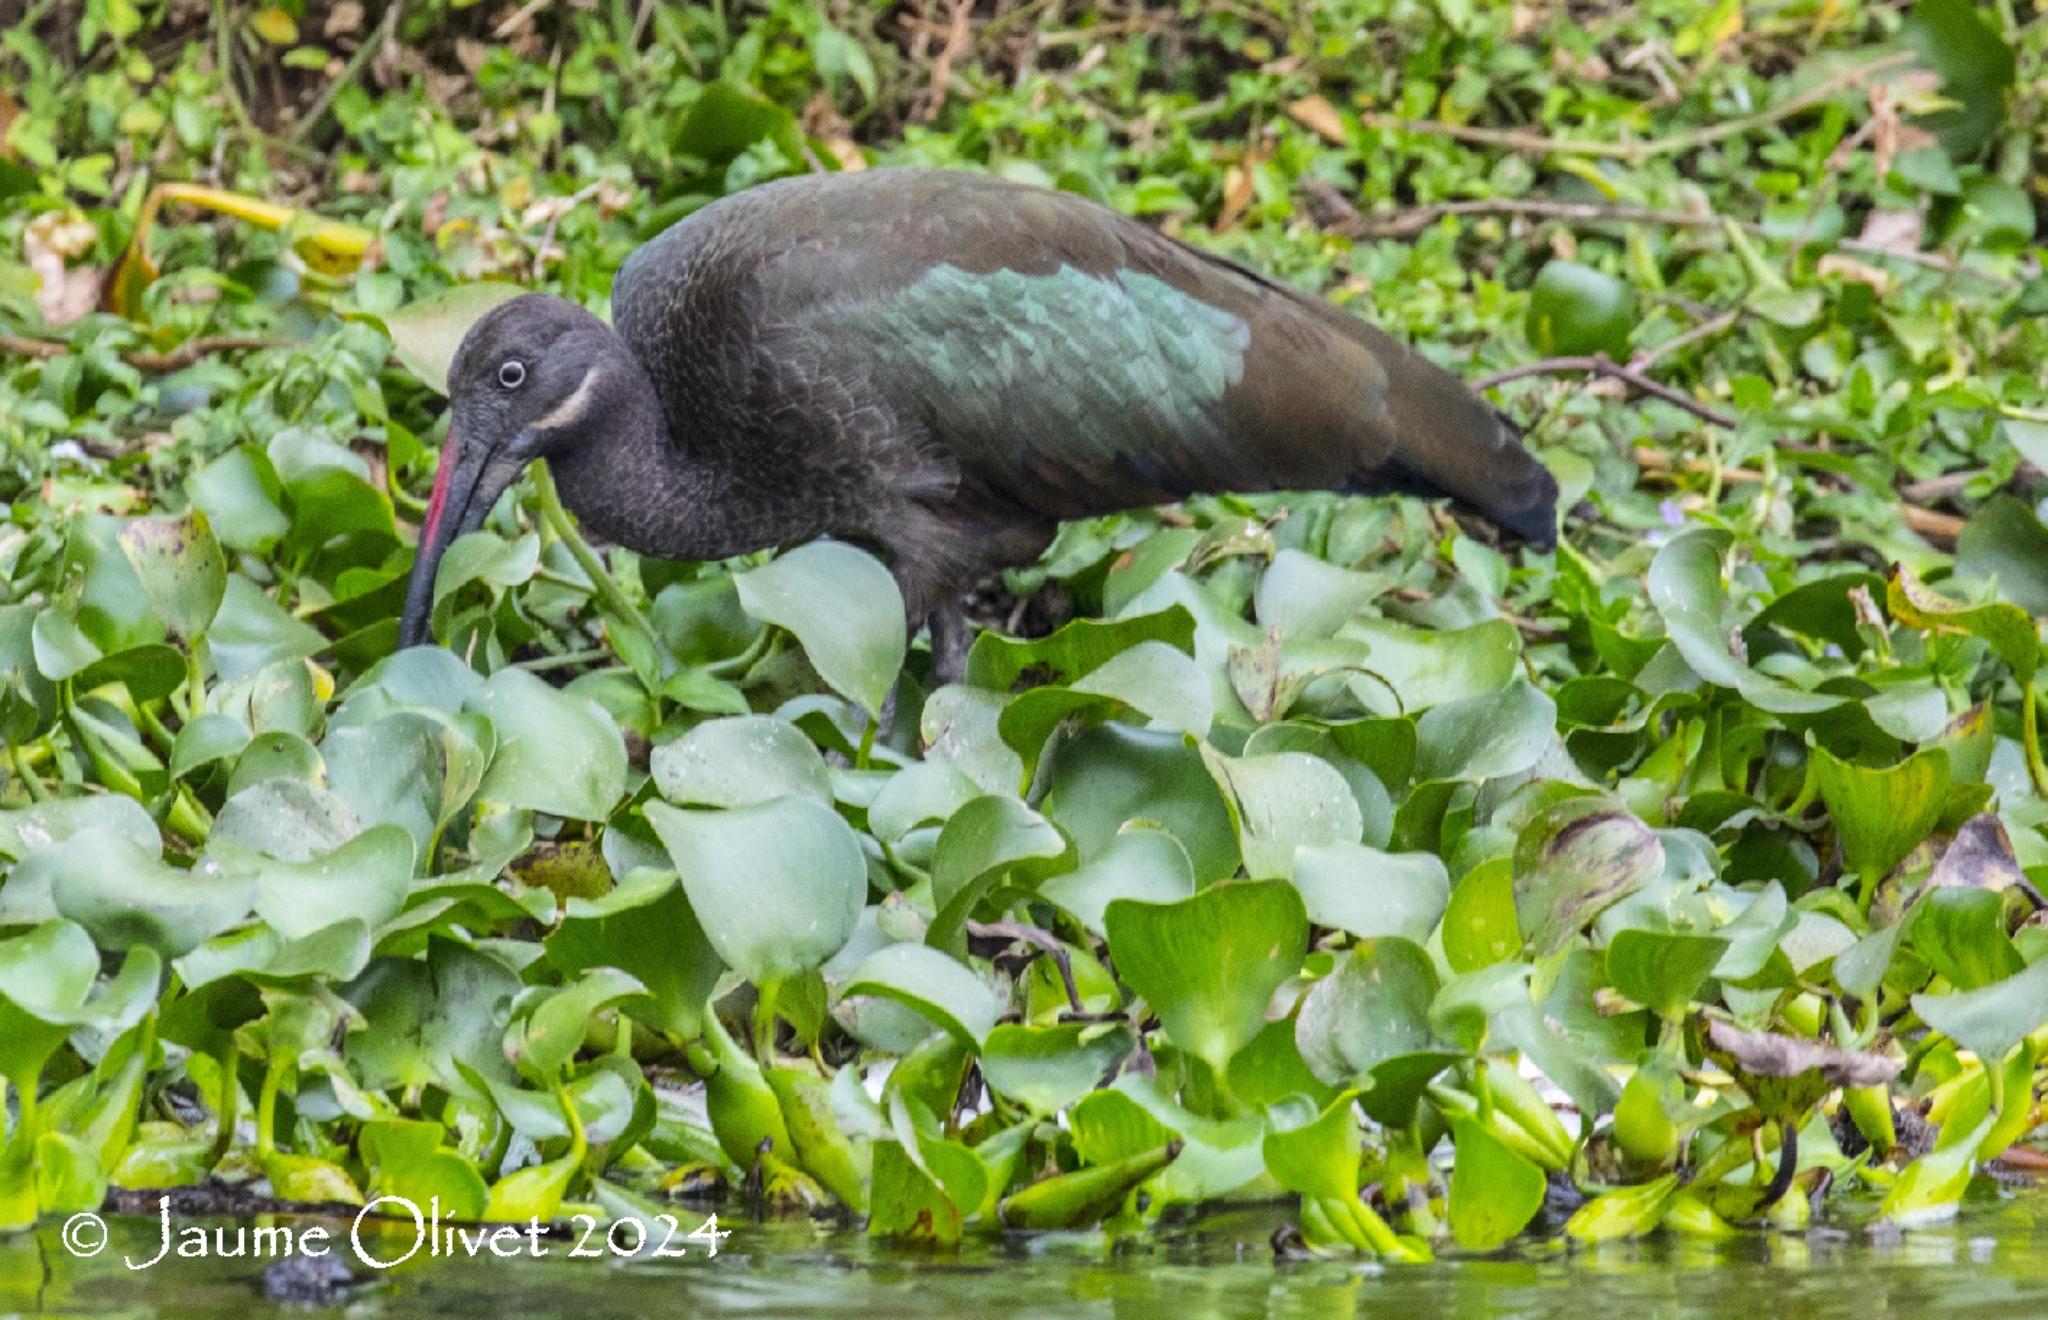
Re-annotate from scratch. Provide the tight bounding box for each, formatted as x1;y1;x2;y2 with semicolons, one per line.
810;262;1250;499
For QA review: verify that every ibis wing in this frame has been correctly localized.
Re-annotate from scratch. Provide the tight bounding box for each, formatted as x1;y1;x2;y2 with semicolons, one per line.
617;170;1555;543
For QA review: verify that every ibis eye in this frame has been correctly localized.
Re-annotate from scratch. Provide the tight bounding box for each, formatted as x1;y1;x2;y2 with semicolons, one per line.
498;361;526;389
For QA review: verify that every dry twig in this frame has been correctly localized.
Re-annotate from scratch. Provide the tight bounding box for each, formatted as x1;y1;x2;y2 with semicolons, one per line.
919;0;974;123
1302;193;2020;288
290;0;402;144
1629;307;1743;372
1;333;282;371
1337;196;1727;240
1633;448;1761;483
1475;353;1738;429
1364;52;1916;162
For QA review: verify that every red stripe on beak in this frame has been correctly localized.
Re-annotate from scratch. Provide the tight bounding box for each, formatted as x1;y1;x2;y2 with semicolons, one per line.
421;421;458;548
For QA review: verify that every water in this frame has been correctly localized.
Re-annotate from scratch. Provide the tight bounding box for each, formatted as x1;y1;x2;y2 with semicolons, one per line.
6;1193;2048;1319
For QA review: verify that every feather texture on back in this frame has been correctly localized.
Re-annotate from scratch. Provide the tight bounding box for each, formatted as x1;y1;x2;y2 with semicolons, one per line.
598;167;1554;612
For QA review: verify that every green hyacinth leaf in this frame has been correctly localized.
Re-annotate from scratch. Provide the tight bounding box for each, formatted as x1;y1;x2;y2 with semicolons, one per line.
734;541;906;717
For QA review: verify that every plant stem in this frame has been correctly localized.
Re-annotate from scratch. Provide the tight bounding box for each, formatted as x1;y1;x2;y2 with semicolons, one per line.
165;788;214;846
213;0;257;136
5;741;48;804
13;1074;36;1142
256;1059;283;1156
2022;681;2048;799
208;1046;241;1166
752;979;781;1062
855;710;878;769
289;0;401;144
702;625;772;678
529;459;674;673
11;0;66;40
552;1074;590;1171
514;647;610;673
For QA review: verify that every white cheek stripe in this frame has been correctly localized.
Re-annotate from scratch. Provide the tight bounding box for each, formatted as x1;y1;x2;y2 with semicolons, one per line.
533;371;601;431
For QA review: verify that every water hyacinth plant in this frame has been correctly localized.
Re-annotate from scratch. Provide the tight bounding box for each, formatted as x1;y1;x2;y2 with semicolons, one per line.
0;0;2045;1266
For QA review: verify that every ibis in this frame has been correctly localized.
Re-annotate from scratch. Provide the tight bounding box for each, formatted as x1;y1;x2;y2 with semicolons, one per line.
398;168;1558;675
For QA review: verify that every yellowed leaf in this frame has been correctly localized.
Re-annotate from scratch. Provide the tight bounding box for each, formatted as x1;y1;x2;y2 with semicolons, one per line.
1707;1;1742;46
1673;0;1741;59
43;479;143;514
251;7;299;44
1287;95;1348;146
106;182;376;319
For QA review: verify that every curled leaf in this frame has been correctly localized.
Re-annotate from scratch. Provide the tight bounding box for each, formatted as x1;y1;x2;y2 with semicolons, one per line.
1705;1020;1900;1090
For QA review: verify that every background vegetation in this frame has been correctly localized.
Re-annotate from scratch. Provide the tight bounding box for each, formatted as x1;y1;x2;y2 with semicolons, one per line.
1;0;2045;1256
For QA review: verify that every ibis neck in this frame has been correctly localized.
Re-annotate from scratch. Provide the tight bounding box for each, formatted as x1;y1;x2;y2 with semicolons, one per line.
546;353;768;564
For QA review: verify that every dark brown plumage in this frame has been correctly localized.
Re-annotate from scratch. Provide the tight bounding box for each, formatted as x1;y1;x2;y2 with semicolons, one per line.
399;168;1558;668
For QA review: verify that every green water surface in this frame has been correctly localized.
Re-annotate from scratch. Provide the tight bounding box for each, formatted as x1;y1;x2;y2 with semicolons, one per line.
6;1193;2048;1319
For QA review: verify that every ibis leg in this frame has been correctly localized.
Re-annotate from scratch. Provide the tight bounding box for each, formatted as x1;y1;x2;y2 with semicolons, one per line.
929;604;972;686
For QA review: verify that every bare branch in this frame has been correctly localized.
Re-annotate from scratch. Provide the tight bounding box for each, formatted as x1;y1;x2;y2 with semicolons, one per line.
1628;307;1743;372
1474;353;1738;429
1;333;283;371
1364;52;1916;161
1302;196;2021;289
1337;197;1727;240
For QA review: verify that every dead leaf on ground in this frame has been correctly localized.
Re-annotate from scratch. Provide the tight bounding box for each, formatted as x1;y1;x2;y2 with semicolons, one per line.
802;93;866;171
25;210;103;327
1287;96;1348;146
1216;161;1258;232
1857;208;1925;254
1550;47;1611;81
324;1;364;37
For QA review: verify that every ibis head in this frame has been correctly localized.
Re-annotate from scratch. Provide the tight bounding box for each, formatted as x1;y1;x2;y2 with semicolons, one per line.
399;295;626;649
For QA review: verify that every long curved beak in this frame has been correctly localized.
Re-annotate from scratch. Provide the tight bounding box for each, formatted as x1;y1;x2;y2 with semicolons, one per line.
397;424;526;649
